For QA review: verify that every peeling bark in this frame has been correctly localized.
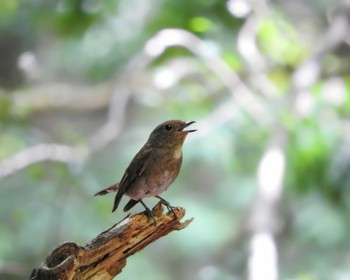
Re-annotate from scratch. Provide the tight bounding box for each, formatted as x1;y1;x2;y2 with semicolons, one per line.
30;203;192;280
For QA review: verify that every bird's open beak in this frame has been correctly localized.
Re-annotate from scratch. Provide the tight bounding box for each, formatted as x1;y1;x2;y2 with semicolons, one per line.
179;121;197;133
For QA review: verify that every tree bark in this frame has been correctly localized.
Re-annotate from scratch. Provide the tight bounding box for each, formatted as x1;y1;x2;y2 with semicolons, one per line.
30;203;192;280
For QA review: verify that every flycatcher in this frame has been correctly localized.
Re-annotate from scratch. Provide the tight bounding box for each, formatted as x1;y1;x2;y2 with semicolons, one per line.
95;120;196;219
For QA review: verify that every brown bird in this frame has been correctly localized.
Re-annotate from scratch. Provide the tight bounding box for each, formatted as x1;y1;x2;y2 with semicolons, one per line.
94;120;196;219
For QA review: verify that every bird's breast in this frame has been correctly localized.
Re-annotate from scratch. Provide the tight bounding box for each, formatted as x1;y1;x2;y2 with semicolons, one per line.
126;158;181;200
173;147;182;160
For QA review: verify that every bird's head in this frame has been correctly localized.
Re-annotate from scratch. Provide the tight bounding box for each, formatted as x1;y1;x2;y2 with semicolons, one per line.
147;120;196;149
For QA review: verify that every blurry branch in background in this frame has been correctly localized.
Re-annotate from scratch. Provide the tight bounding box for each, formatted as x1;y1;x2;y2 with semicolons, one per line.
246;2;350;280
248;128;287;280
0;28;268;179
10;83;112;112
237;13;280;100
86;81;129;152
30;203;192;280
145;28;272;126
291;0;350;93
0;144;89;179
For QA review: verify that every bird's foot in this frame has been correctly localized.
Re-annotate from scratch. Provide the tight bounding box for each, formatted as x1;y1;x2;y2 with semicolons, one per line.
140;200;156;225
145;208;157;225
156;196;178;219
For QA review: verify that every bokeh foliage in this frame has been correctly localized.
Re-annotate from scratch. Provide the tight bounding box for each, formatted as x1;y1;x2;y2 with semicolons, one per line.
1;0;350;280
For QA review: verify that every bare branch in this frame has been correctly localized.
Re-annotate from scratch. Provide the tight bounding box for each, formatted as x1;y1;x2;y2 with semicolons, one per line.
30;203;193;280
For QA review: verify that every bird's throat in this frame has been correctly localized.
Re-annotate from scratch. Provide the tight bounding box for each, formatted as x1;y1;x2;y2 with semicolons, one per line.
173;146;182;159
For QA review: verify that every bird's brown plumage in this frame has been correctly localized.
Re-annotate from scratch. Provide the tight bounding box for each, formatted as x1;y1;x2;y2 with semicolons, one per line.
94;120;196;214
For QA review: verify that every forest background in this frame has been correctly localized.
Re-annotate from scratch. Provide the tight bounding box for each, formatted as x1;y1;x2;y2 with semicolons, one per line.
1;0;350;279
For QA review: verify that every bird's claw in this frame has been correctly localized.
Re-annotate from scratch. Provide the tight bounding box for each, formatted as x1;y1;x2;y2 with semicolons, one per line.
156;196;178;219
140;200;157;225
145;208;157;225
163;203;178;219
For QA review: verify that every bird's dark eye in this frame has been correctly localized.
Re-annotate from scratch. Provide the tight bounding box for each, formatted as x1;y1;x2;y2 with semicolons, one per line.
164;123;173;131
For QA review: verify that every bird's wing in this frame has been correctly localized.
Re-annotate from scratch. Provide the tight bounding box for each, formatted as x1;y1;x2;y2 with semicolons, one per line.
112;147;152;212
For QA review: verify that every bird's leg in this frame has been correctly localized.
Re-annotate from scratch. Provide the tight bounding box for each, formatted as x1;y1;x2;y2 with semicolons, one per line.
156;195;178;219
139;200;156;225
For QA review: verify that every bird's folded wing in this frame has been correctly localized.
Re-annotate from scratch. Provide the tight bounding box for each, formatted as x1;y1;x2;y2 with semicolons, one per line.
112;147;152;212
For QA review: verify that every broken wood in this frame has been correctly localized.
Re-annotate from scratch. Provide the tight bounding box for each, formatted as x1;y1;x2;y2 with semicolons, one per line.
30;202;193;280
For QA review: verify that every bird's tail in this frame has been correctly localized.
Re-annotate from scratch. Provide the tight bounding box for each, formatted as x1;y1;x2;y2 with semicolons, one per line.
94;183;120;196
123;199;139;212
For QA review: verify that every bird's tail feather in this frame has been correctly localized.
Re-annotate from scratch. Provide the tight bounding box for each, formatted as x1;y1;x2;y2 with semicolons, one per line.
123;199;139;212
94;183;120;196
112;192;124;212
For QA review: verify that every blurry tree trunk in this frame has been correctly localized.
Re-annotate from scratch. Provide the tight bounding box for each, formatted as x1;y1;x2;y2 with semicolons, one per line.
30;203;192;280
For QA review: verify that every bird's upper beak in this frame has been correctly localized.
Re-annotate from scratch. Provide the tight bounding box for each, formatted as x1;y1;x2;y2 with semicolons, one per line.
179;121;197;133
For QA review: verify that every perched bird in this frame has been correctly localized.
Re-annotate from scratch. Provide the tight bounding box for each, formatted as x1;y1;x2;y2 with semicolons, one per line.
94;120;196;219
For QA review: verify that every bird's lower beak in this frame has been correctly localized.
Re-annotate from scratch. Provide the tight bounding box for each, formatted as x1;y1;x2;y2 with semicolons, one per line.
179;121;197;133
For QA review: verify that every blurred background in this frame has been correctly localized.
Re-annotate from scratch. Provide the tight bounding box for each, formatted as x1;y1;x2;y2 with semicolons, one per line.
1;0;350;279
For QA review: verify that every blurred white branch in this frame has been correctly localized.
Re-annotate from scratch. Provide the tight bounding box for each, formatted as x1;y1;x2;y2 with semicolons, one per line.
292;2;350;92
0;79;130;179
246;2;350;279
0;144;89;179
248;231;278;280
257;148;286;203
248;144;286;280
237;13;281;101
10;82;113;112
1;27;272;179
87;83;129;151
145;28;272;125
1;0;348;181
1;1;346;181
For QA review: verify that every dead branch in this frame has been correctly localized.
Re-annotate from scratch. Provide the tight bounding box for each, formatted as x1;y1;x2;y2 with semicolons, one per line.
30;203;193;280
